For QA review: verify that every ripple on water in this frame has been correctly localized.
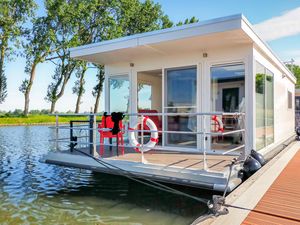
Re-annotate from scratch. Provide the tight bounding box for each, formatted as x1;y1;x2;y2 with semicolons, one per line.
0;126;208;225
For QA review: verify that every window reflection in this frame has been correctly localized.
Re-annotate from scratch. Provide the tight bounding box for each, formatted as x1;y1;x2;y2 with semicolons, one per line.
255;62;274;150
109;75;129;113
165;67;197;147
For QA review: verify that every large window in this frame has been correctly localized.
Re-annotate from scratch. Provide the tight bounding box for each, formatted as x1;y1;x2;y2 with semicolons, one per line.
211;64;245;148
165;67;197;147
255;62;274;150
109;75;130;112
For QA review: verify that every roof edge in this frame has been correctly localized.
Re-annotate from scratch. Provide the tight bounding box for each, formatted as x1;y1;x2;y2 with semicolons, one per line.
240;16;296;83
69;14;243;54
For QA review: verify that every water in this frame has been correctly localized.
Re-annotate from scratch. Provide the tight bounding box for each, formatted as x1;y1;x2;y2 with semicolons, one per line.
0;126;211;225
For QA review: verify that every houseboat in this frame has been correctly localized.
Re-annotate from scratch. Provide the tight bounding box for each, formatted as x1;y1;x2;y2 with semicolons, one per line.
41;14;296;192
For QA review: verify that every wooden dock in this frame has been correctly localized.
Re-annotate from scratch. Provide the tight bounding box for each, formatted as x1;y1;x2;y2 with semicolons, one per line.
242;149;300;225
203;141;300;225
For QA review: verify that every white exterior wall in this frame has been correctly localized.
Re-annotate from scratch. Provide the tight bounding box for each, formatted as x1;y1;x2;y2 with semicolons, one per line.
253;47;295;155
104;43;295;155
104;44;254;155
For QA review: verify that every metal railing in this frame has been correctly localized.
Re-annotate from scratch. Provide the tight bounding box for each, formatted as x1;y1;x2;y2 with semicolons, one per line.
49;112;245;171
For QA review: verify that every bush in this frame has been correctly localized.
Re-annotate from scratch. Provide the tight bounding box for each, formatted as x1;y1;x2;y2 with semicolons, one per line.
12;109;24;116
29;109;41;115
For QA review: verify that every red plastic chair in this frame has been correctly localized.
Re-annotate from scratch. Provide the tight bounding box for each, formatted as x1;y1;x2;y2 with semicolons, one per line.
98;115;124;156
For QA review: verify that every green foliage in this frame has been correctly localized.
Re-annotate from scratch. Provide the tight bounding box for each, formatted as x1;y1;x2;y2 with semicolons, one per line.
0;0;37;103
0;114;88;125
255;73;265;94
176;16;199;26
92;65;105;98
287;64;300;88
72;64;87;96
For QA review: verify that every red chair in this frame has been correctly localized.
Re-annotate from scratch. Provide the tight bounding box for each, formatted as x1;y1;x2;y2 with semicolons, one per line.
98;115;124;156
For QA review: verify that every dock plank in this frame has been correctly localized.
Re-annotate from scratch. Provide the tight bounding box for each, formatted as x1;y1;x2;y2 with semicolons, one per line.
109;152;234;172
241;150;300;225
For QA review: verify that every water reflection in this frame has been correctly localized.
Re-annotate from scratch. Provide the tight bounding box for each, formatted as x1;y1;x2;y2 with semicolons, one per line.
0;126;210;224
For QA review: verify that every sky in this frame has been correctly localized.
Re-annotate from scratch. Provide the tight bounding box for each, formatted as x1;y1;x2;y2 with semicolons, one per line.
2;0;300;112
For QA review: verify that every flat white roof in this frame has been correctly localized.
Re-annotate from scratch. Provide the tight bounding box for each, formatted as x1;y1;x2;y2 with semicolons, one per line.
70;14;295;82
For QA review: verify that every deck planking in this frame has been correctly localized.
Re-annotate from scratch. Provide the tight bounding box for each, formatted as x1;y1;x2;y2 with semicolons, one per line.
241;149;300;225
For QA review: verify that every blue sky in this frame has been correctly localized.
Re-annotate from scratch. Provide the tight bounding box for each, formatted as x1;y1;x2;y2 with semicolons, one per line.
2;0;300;112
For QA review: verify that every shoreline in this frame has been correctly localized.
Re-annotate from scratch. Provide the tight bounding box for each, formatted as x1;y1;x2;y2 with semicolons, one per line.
0;122;71;127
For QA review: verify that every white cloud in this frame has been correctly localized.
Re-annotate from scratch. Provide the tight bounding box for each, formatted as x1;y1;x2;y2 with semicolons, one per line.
254;7;300;41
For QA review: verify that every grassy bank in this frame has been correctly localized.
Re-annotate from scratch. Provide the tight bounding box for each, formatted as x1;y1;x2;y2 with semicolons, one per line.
0;114;89;126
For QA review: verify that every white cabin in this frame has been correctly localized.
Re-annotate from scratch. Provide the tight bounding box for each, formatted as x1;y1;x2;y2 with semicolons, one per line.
70;14;296;156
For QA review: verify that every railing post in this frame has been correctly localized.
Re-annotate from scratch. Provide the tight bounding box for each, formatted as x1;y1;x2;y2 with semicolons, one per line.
203;115;208;171
70;120;74;152
141;115;146;163
89;114;98;157
55;114;59;151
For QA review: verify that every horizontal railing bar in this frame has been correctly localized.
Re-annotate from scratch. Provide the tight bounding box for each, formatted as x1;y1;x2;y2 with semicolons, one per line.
127;112;245;116
51;112;245;117
50;140;101;145
49;126;245;136
222;145;245;155
52;136;89;141
219;129;245;136
164;106;197;109
49;124;89;129
49;140;244;153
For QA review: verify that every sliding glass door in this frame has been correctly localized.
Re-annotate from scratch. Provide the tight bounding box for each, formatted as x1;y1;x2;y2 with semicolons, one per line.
164;67;197;147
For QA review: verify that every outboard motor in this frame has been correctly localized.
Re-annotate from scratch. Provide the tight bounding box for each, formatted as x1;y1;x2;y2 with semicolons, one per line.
250;149;266;166
242;156;261;179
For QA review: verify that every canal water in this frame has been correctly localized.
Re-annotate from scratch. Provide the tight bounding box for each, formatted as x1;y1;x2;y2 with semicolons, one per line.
0;126;212;225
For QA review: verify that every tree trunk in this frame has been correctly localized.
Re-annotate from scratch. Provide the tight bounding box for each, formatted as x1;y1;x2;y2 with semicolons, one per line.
0;39;8;104
93;90;101;113
75;91;82;113
23;63;37;116
75;68;86;113
50;100;56;114
49;68;74;113
93;67;105;113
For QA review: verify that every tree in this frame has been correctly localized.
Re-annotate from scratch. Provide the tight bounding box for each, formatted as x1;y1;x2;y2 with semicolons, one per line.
45;50;78;113
90;0;175;113
44;0;83;113
73;62;87;113
0;0;36;103
176;16;199;26
19;17;56;115
287;64;300;88
92;65;105;113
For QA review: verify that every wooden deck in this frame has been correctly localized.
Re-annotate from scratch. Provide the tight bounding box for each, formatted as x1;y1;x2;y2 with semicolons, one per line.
109;152;235;172
242;149;300;225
